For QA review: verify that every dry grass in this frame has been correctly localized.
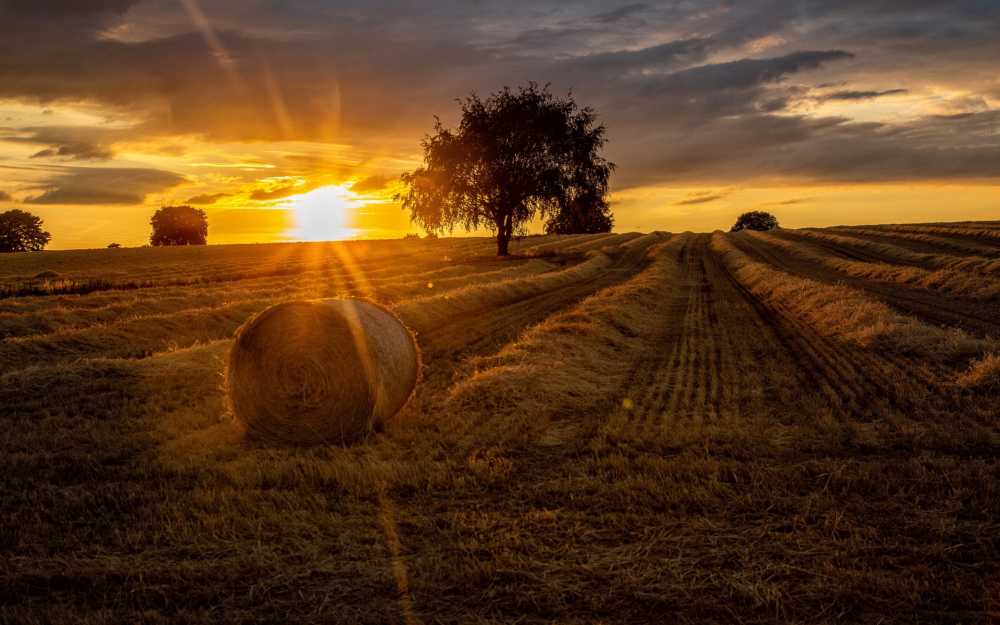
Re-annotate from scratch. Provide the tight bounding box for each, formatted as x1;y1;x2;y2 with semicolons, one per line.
749;230;1000;300
1;230;998;624
874;222;1000;242
957;353;1000;391
395;249;617;331
790;228;1000;275
832;226;1000;258
711;233;993;363
444;235;685;442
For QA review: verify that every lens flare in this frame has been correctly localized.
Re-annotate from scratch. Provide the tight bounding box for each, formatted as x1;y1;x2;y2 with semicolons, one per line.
287;185;360;242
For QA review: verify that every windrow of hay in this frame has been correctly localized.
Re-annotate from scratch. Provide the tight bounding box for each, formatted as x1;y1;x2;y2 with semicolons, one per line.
956;353;1000;391
748;231;1000;300
394;250;619;333
622;231;671;249
442;235;688;442
785;229;1000;276
832;227;1000;258
0;259;557;365
710;233;994;364
226;299;419;446
873;223;1000;242
516;234;593;256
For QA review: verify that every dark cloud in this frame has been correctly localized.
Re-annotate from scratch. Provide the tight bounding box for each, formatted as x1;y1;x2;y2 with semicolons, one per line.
31;142;113;161
818;89;908;101
24;167;185;204
675;194;725;206
186;192;231;205
0;0;997;193
592;4;648;23
774;198;810;205
0;190;12;201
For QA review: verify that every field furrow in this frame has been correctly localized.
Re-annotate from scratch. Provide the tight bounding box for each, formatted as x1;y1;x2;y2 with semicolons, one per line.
731;230;1000;338
832;226;1000;258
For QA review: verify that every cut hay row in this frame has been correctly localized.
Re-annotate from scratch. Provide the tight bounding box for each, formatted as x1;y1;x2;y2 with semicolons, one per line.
787;229;1000;276
0;236;493;282
0;242;509;317
710;233;994;366
832;227;1000;258
0;234;561;314
871;223;1000;243
395;247;634;333
0;300;266;372
0;257;555;339
440;235;687;443
0;261;429;335
516;233;594;255
621;231;670;249
0;258;564;370
748;231;1000;300
0;237;496;299
547;232;633;253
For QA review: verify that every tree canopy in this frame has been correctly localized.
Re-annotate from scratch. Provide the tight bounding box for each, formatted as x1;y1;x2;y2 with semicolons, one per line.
731;211;779;232
397;83;614;256
544;189;614;234
0;209;51;253
150;205;208;246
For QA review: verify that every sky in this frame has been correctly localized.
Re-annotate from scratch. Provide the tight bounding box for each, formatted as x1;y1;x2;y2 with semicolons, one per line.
0;0;998;249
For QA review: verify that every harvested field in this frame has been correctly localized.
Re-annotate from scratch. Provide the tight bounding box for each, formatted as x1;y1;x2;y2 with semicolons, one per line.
2;228;998;624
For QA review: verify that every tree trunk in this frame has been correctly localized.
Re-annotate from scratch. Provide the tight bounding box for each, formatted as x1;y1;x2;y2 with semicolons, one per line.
496;210;513;256
496;230;510;256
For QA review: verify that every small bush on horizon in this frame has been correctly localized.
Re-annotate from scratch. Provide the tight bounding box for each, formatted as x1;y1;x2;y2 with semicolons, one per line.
731;211;779;232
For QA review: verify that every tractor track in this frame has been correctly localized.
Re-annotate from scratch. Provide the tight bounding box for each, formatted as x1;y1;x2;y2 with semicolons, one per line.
606;234;950;443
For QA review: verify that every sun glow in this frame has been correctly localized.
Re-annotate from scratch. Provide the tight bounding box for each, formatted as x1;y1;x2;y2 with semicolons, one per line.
287;184;361;241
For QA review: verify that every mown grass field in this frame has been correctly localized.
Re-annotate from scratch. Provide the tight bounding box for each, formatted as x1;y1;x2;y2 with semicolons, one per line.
1;224;998;624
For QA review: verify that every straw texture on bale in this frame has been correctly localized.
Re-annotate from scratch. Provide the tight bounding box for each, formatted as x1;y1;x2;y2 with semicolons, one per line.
226;299;420;445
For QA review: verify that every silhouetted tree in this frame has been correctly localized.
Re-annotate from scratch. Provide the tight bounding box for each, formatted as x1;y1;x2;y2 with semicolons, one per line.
0;209;51;252
545;189;614;234
398;83;614;256
731;211;779;232
107;242;121;248
150;205;208;246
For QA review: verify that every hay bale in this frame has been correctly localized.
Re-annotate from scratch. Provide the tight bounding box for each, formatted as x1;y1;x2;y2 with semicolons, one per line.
226;299;420;445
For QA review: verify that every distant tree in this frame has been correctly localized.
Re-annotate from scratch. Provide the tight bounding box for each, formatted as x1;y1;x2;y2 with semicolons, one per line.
403;233;421;240
0;209;51;252
150;205;208;246
731;211;779;232
107;242;121;248
397;83;614;256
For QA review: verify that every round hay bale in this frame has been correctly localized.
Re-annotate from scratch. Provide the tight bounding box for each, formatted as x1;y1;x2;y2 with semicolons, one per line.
226;299;420;445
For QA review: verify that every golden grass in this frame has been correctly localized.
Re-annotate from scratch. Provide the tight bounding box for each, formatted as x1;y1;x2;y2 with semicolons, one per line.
710;233;993;363
395;250;617;332
957;353;1000;391
3;231;999;624
444;235;684;441
874;223;1000;242
832;226;1000;258
749;230;1000;300
790;228;1000;275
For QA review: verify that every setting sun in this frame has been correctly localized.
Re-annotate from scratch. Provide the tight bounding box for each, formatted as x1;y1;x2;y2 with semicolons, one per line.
286;185;361;242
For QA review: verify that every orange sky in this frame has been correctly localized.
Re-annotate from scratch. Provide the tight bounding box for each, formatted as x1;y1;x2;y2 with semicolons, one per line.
0;1;997;249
